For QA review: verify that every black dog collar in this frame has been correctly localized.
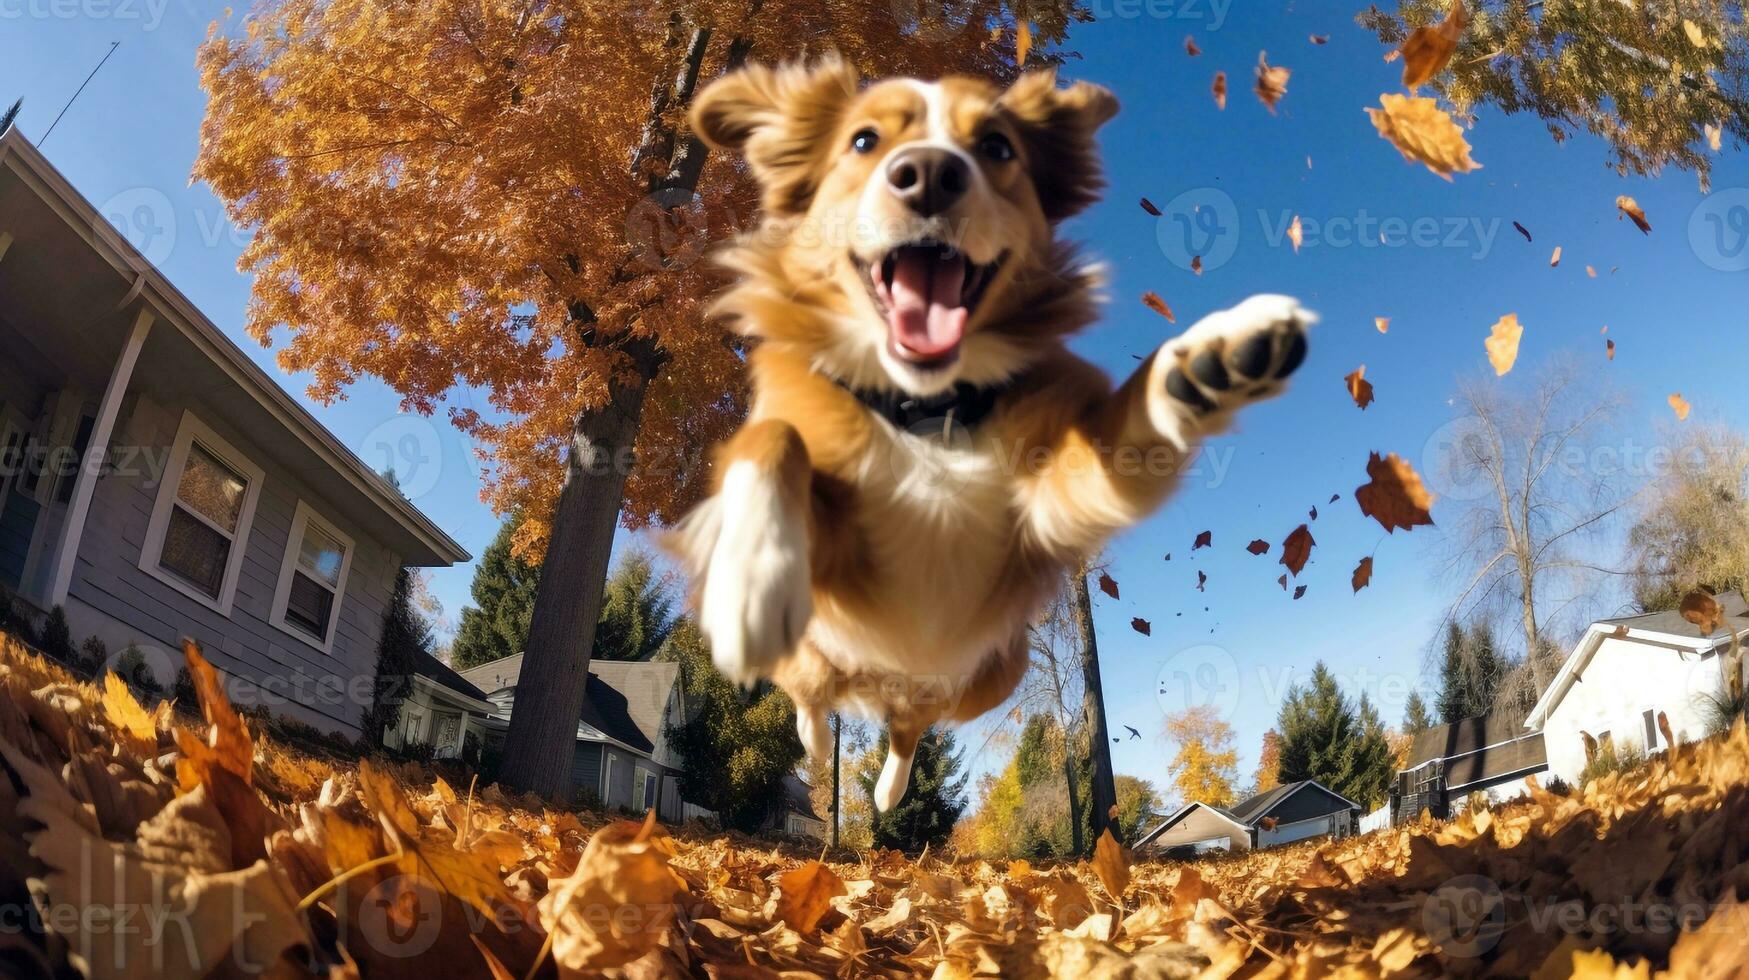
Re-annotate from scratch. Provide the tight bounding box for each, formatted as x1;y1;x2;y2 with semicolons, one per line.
833;376;1015;432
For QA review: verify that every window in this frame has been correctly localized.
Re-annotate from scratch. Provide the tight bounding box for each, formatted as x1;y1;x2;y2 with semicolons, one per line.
140;413;264;613
271;501;355;652
51;415;96;505
602;753;617;801
1642;709;1660;751
634;770;657;814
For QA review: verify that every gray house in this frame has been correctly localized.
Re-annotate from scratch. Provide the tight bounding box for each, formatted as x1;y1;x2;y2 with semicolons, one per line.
458;653;689;820
0;129;468;738
1136;780;1361;854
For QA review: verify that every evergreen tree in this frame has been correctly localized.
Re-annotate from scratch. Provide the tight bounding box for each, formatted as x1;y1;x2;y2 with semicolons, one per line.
593;549;677;661
863;728;968;852
1403;691;1435;736
451;516;539;670
1014;714;1059;789
661;620;802;833
1435;622;1508;722
1276;664;1399;809
0;99;19;136
361;567;434;747
1345;695;1398;810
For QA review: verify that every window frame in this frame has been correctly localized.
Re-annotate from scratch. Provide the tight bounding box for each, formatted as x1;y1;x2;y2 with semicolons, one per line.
270;500;356;654
139;412;265;615
601;752;617;802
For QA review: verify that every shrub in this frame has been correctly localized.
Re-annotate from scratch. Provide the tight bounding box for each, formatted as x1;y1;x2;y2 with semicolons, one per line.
1579;743;1649;786
39;606;73;666
75;636;107;678
1543;774;1572;797
170;667;199;717
112;643;163;698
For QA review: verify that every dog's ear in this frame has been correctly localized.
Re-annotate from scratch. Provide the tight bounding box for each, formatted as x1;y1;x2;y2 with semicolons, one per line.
999;70;1119;222
691;55;860;216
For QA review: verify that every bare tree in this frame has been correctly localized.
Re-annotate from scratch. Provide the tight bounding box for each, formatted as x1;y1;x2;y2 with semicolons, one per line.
1015;585;1089;854
1627;422;1749;612
1436;358;1636;704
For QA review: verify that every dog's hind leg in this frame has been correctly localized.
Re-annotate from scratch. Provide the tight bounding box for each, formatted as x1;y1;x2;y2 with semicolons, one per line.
873;722;924;812
797;700;833;761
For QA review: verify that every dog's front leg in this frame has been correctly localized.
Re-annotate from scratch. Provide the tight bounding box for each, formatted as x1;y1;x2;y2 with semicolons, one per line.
1019;294;1314;557
680;419;814;685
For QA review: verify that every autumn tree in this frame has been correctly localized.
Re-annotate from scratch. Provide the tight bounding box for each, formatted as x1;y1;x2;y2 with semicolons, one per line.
1163;705;1239;809
1358;0;1747;187
1627;423;1749;612
194;0;1089;796
1252;729;1283;796
1435;360;1633;674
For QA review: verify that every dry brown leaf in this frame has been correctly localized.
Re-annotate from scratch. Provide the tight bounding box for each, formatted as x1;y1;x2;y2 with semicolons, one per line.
1254;52;1289;112
1670;392;1692;420
1606;338;1616;360
776;860;846;935
1549;245;1562;267
178;640;253;786
1344;365;1375;410
1140;197;1161;216
1376;316;1390;333
1680;590;1725;635
1091;829;1131;901
1280;524;1315;577
1212;71;1227;110
1355;452;1436;532
1398;0;1469;87
1366;93;1481;180
1193;530;1213;550
1246;539;1270;556
540;811;686;971
1310;33;1329;45
1142;291;1176;323
1616;195;1652;234
1130;617;1151;636
1196;569;1208;592
1514;220;1532;241
1288;215;1303;252
1705;123;1724;152
1352;556;1374;593
1015;21;1031;65
1191;254;1203;275
1098;571;1119;599
1485;312;1523;375
1184;35;1201;56
100;671;159;760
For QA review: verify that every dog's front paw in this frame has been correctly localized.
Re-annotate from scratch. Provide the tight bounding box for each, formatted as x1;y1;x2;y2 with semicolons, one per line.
1149;294;1314;443
698;461;812;684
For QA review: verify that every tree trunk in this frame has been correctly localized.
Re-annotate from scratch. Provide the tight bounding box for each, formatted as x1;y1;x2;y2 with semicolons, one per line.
499;364;657;796
1071;567;1119;848
1061;748;1083;855
831;712;841;848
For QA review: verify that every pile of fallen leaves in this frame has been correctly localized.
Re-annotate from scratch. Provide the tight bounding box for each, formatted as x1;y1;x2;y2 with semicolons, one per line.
2;636;1747;978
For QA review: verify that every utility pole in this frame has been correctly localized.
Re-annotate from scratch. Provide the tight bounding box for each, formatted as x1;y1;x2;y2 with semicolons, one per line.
831;712;841;848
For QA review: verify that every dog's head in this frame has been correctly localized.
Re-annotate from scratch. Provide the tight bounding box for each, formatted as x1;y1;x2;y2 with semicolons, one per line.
693;56;1118;396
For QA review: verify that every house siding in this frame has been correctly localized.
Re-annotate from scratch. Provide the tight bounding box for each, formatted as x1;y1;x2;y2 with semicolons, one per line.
1542;635;1735;784
1147;807;1250;853
570;742;603;802
63;392;400;737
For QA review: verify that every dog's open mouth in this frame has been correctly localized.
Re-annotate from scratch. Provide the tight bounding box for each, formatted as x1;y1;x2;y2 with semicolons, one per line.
865;241;1001;369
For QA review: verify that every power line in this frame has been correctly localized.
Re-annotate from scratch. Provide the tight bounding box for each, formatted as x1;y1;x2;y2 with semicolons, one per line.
42;41;120;145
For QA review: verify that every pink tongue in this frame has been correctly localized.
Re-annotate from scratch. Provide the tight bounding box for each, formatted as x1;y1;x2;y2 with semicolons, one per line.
888;249;967;359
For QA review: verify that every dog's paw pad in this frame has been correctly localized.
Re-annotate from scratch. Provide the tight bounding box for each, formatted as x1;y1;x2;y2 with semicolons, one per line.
1163;295;1314;416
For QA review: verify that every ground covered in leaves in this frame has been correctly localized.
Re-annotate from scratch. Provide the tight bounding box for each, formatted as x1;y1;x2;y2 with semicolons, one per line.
1;637;1745;979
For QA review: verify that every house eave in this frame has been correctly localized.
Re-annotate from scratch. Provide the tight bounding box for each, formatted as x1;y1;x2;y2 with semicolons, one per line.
0;129;469;567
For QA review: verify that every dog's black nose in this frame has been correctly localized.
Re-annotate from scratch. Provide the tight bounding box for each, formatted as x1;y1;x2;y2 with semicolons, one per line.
885;146;970;216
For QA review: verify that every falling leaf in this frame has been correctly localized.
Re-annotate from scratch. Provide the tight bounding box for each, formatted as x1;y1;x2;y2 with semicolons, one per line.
1015;21;1032;64
1397;0;1469;88
1131;617;1151;636
1191;255;1203;275
1309;33;1329;44
1513;221;1532;242
1091;829;1131;900
1616;195;1651;234
1280;524;1315;577
1587;265;1597;278
1683;18;1709;48
1255;52;1290;112
1344;366;1375;410
1277;574;1288;590
1193;530;1213;550
1309;505;1319;521
1366;94;1481;180
776;860;847;935
1606;339;1616;360
1705;123;1723;152
1352;556;1374;593
1293;584;1308;600
1670;393;1692;421
1375;317;1390;333
1140;197;1161;216
1485;313;1523;376
1142;291;1176;323
1212;71;1227;109
1185;35;1201;56
1355;452;1436;532
1098;572;1119;599
1330;493;1340;503
1288;215;1304;252
1196;570;1208;592
176;641;253;787
1246;539;1270;556
1549;246;1561;267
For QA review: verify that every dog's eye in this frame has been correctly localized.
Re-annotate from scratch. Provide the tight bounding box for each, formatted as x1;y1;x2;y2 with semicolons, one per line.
978;133;1015;161
850;129;880;154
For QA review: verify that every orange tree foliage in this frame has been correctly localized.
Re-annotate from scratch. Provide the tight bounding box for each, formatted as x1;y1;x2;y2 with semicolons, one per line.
194;0;1086;557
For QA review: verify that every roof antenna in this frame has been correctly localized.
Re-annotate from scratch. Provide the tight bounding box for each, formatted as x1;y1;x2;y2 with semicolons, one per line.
42;41;120;145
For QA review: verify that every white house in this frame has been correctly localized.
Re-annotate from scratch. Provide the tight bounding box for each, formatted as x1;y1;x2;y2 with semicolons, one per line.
1135;780;1361;854
1525;593;1748;784
1391;707;1548;824
0;128;468;739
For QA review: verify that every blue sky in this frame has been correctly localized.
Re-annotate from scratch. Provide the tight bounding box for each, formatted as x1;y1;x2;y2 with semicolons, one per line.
3;1;1746;799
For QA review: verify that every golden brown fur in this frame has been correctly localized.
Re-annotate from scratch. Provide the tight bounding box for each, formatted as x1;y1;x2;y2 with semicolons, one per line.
670;56;1312;809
